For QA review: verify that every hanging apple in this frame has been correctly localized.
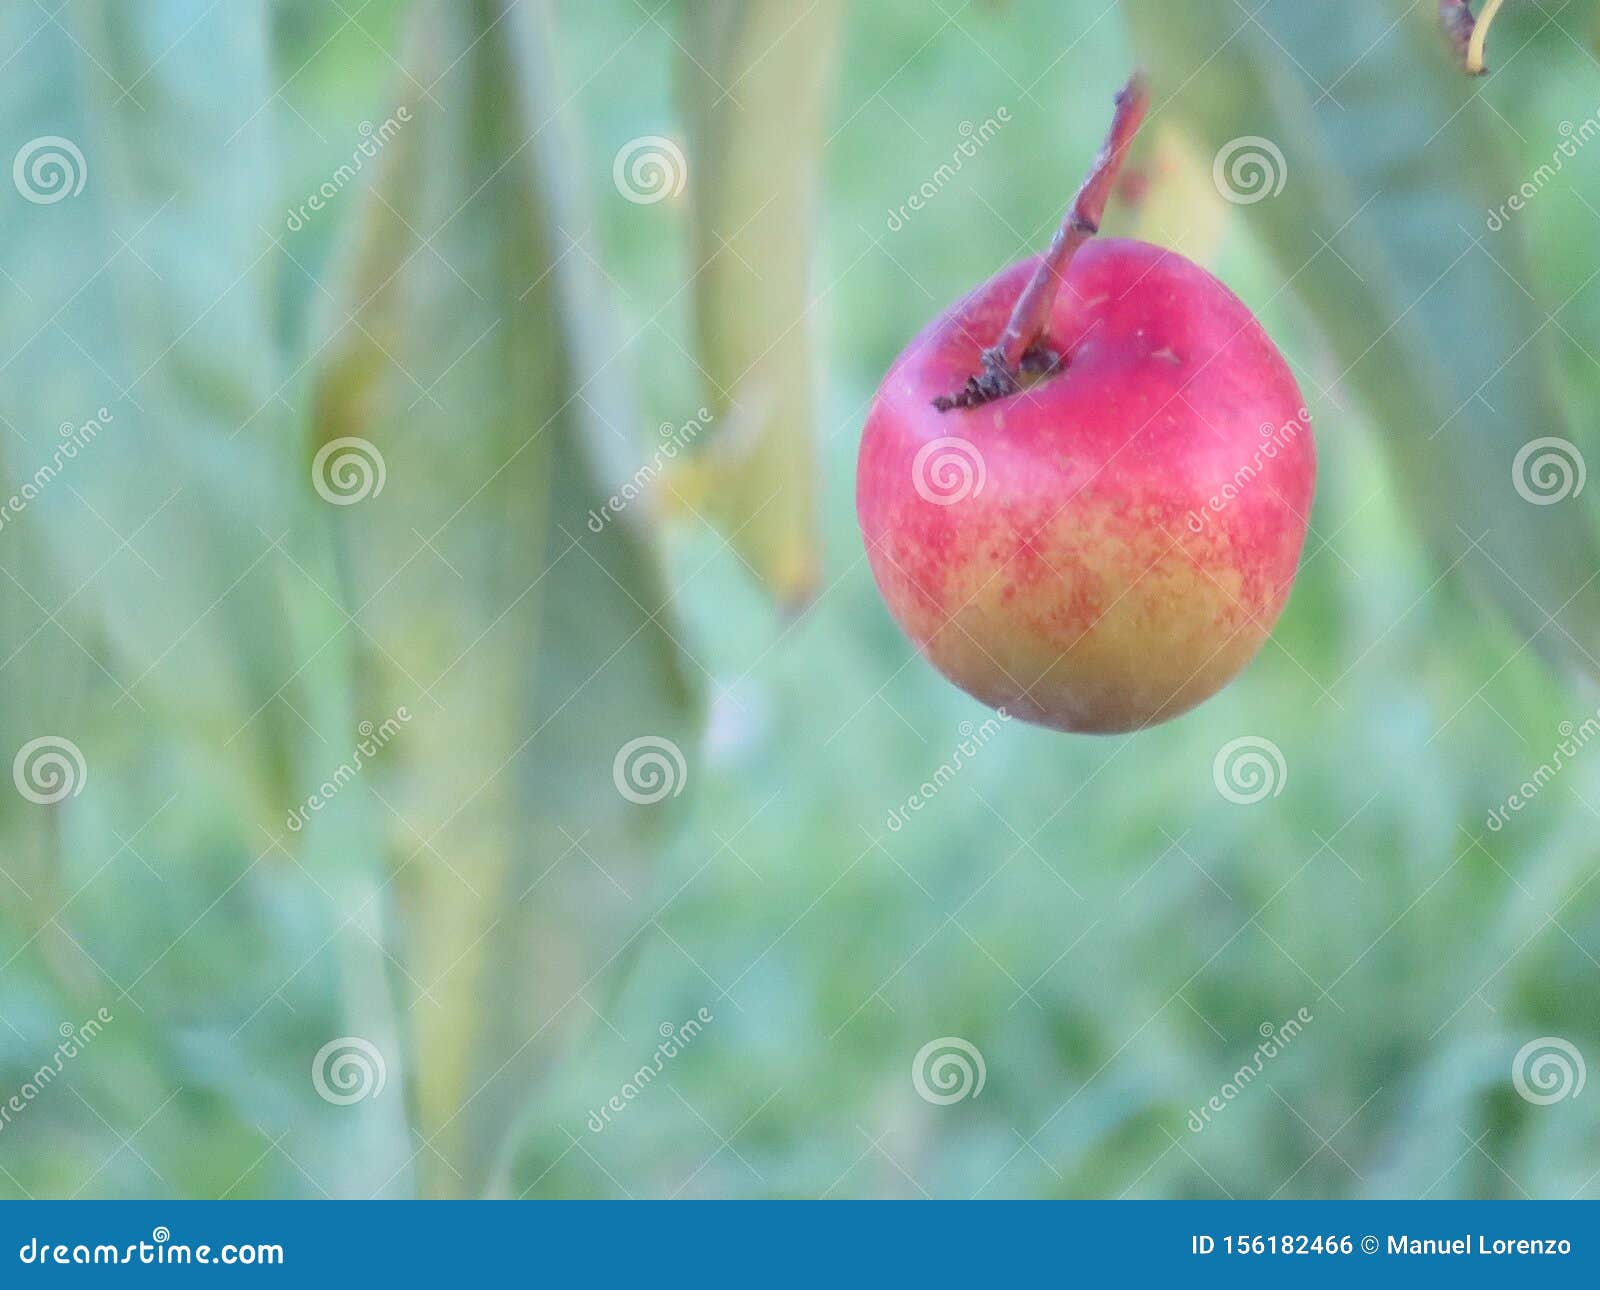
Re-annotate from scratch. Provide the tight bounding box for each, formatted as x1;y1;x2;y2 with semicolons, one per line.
856;76;1315;733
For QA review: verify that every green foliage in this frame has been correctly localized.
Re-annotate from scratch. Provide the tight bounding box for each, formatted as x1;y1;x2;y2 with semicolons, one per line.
1124;0;1600;683
671;0;844;606
1;0;1597;1201
0;0;412;1196
310;0;697;1196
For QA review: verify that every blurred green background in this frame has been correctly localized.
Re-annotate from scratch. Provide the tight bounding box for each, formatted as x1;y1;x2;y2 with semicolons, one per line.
3;0;1600;1199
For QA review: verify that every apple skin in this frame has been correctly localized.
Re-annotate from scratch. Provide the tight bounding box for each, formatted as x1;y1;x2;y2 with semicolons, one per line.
856;238;1315;734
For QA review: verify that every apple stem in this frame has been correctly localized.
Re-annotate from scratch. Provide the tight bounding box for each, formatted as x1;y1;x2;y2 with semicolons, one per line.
995;73;1149;371
934;74;1150;412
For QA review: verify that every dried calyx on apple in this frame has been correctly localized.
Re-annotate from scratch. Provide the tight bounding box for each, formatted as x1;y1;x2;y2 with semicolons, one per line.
855;74;1316;734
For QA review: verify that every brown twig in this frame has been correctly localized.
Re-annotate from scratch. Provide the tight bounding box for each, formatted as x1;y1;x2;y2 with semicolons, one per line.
934;74;1150;412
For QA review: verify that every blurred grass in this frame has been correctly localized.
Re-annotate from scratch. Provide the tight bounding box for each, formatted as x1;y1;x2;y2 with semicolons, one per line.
1;0;1598;1199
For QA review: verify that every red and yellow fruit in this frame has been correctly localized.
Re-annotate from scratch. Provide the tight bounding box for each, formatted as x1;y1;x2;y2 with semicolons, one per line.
856;77;1315;733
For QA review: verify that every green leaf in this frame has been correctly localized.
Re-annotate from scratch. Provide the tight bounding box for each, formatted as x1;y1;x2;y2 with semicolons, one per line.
0;0;411;1197
311;0;699;1197
671;0;845;607
1122;1;1600;680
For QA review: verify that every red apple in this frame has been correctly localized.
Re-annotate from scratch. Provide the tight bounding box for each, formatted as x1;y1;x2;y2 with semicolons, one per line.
856;77;1315;734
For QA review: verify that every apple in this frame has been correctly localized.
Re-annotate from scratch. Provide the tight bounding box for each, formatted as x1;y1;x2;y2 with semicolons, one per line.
856;76;1315;733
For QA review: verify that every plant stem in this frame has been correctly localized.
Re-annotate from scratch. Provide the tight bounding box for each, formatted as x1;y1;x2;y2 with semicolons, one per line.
1466;0;1505;74
934;74;1149;412
993;73;1149;372
1439;0;1498;74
